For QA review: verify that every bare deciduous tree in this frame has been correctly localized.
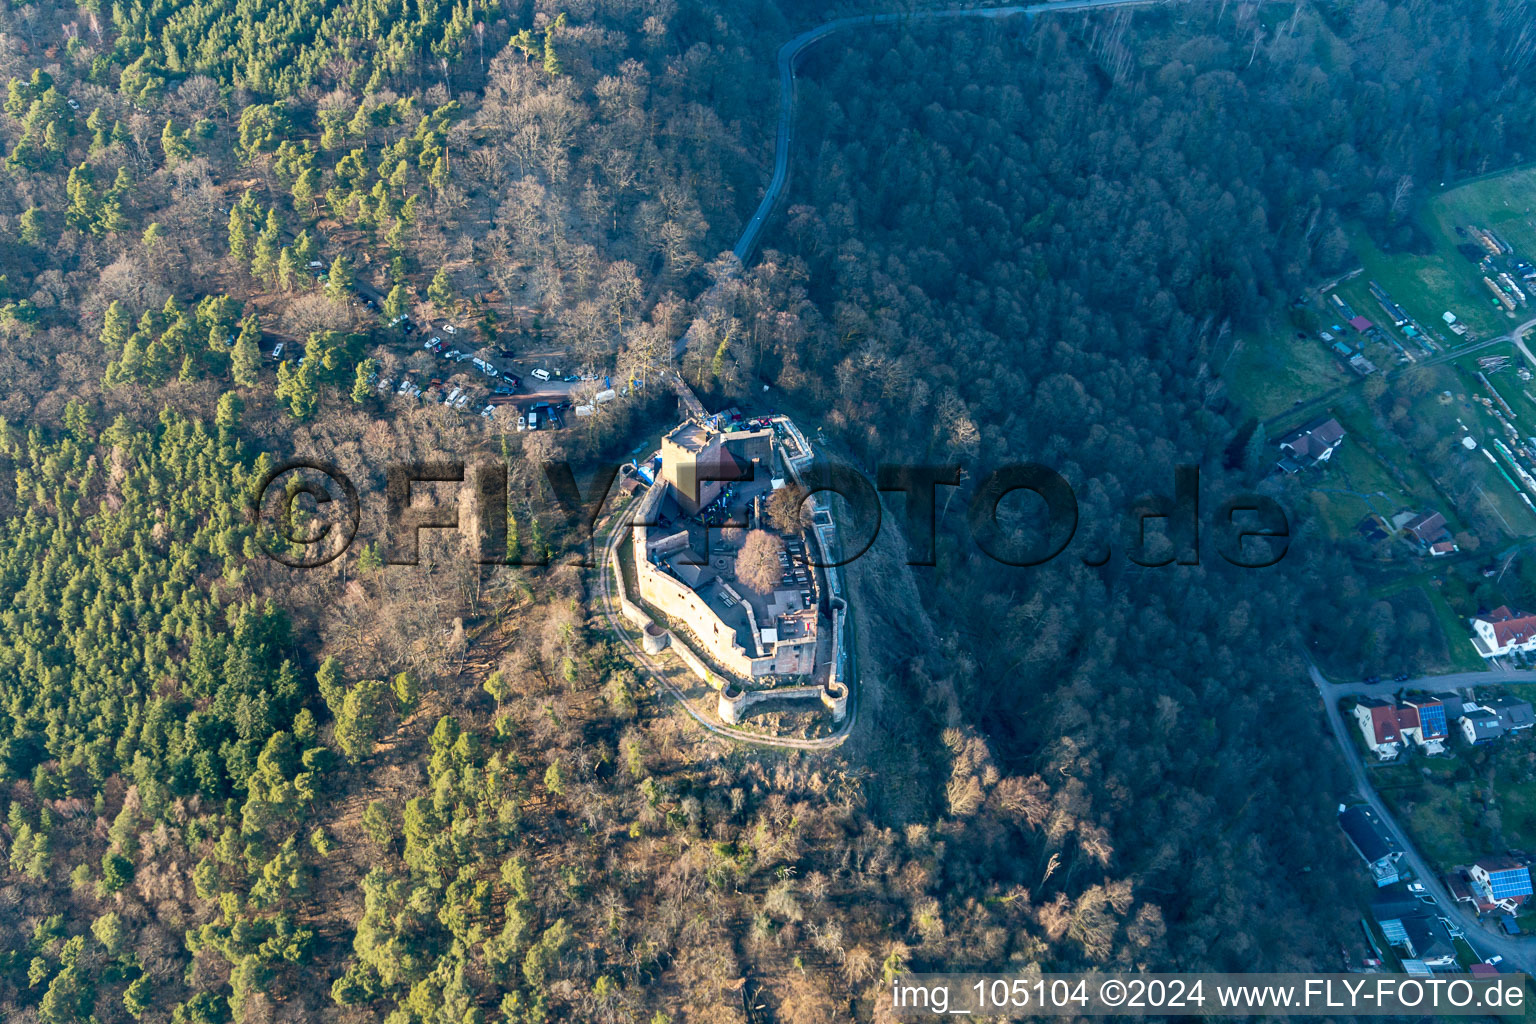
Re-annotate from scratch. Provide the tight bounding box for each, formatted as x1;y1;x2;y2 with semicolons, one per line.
735;530;784;595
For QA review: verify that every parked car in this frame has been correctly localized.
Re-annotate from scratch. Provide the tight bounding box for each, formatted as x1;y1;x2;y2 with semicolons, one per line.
443;324;459;336
531;368;551;381
480;405;495;418
517;415;527;432
271;342;285;360
562;374;580;382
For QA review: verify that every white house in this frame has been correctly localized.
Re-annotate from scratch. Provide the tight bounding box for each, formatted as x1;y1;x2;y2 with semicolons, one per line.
1354;699;1404;760
1469;606;1536;659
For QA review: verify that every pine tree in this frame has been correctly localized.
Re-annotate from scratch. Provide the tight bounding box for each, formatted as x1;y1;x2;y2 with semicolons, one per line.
351;358;377;403
428;266;454;308
542;35;564;76
232;317;261;387
384;284;409;320
19;206;44;246
228;206;253;261
277;247;299;290
325;256;353;302
275;359;319;419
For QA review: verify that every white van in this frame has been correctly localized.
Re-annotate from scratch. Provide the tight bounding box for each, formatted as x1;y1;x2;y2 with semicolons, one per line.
531;368;551;381
527;410;538;430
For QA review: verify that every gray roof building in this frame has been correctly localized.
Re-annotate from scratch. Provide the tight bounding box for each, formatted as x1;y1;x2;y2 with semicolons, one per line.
1340;805;1402;886
1462;708;1505;745
1481;696;1535;731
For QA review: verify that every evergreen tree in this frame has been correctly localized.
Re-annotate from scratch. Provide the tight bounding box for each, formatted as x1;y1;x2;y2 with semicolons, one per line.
325;256;354;302
351;358;377;403
19;206;44;245
428;266;454;308
232;316;262;387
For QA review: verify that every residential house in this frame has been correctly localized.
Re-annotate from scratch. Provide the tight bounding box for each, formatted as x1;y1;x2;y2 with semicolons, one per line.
1339;805;1404;886
1399;914;1458;968
1468;858;1533;914
1480;695;1535;732
1370;889;1422;946
1275;416;1346;474
1371;888;1457;968
1468;606;1536;659
1354;698;1404;759
1435;693;1468;722
1403;511;1456;554
1461;707;1505;745
1401;696;1450;754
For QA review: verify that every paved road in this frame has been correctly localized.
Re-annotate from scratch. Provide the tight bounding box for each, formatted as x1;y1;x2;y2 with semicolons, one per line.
1318;669;1526;702
1310;664;1536;970
732;0;1161;264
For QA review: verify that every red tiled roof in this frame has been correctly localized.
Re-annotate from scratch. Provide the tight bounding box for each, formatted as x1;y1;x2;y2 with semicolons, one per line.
1493;616;1536;648
1349;316;1374;331
1478;607;1536;648
1369;703;1401;745
1395;706;1420;732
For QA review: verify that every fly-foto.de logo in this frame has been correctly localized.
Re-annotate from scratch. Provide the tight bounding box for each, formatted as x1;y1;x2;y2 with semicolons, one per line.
250;459;1291;570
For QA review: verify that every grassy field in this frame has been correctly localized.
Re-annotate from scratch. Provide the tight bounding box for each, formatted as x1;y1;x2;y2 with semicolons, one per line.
1230;165;1536;663
1340;166;1536;346
1373;758;1485;872
1428;166;1536;268
1224;324;1352;420
1373;738;1536;875
1341;224;1511;342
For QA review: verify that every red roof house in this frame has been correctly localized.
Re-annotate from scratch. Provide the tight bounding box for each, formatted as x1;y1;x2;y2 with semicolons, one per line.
1470;606;1536;659
1354;698;1404;759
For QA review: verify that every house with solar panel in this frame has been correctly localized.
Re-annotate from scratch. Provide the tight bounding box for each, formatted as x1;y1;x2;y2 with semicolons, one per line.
1400;696;1450;754
1468;858;1533;914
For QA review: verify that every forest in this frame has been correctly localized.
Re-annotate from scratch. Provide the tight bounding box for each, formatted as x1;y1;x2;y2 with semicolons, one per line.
1;0;1535;1021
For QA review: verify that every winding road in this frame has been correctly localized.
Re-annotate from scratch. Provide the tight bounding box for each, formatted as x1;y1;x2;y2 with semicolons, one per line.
1311;664;1536;971
626;0;1167;746
734;0;1160;264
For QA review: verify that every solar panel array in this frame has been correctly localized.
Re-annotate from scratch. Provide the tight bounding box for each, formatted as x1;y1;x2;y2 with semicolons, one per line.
1380;918;1408;944
1419;704;1447;738
1489;867;1533;899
